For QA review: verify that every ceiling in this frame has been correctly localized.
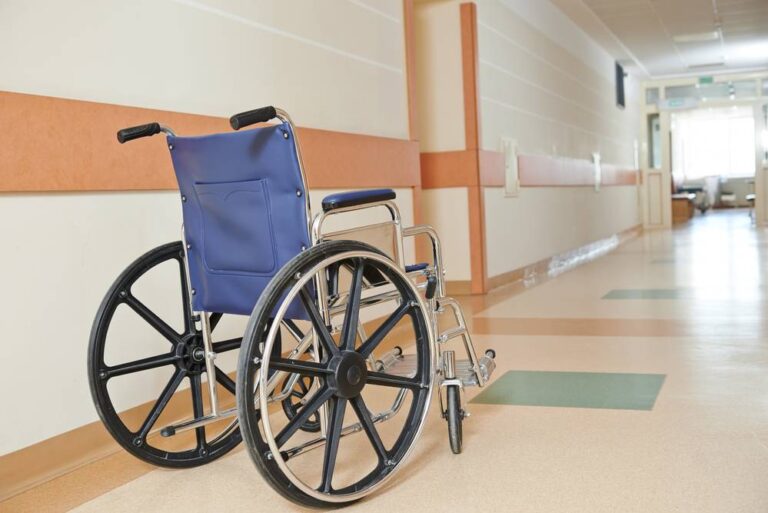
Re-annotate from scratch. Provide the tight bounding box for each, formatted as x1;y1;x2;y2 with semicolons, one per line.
550;0;768;78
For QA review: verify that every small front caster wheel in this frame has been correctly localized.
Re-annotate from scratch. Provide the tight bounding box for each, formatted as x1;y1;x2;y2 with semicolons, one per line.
446;384;463;454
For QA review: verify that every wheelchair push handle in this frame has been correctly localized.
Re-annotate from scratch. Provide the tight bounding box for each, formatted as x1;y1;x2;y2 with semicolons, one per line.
229;106;277;130
116;123;162;144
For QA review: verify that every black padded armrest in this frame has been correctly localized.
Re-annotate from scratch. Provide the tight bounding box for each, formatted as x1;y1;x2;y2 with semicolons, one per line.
321;189;396;212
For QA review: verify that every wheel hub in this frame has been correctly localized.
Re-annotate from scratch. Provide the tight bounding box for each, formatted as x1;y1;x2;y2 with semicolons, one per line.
330;351;368;398
176;333;206;374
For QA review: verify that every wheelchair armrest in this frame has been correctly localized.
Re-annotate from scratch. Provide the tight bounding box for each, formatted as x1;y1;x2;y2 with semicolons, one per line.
321;189;396;212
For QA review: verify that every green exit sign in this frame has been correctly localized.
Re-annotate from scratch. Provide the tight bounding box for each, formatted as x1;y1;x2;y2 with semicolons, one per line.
698;76;714;85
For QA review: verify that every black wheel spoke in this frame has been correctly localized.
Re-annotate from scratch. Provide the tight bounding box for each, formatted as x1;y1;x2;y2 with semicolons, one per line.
320;397;347;493
269;357;333;378
341;261;365;351
282;319;306;344
299;288;339;357
276;387;334;447
366;371;422;390
212;337;242;353
351;396;388;463
215;367;236;395
189;374;206;450
137;369;186;439
104;353;180;379
358;303;411;358
124;294;182;345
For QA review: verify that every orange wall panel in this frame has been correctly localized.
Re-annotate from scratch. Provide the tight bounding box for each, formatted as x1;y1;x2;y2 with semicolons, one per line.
0;91;420;192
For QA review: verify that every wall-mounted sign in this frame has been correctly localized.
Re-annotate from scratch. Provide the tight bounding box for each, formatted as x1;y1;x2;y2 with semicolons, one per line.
698;76;714;85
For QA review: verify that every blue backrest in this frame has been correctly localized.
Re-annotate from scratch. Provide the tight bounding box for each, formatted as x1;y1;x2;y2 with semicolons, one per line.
167;122;311;315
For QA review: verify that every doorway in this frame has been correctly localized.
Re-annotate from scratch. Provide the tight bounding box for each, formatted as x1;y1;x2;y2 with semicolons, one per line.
669;106;757;224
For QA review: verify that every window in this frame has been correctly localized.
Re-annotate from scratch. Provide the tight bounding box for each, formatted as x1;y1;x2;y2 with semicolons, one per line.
666;80;758;102
648;114;661;169
645;87;659;105
671;106;755;180
762;104;768;163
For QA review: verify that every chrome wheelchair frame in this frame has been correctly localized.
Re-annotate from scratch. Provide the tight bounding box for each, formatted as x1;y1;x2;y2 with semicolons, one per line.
88;107;495;507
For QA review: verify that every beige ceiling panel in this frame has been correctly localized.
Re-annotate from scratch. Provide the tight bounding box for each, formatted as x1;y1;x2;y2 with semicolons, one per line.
563;0;768;77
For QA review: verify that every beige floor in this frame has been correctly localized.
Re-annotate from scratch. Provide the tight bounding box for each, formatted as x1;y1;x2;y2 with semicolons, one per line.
6;209;768;512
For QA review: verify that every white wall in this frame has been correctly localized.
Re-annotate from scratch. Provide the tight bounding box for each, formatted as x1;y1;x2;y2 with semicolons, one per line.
476;0;641;165
414;0;465;152
422;188;472;281
414;0;473;282
0;0;413;456
0;0;408;139
484;186;639;276
476;0;642;278
0;187;415;456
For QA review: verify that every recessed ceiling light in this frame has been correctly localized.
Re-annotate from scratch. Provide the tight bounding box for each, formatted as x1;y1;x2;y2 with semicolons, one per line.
688;61;725;69
673;30;721;43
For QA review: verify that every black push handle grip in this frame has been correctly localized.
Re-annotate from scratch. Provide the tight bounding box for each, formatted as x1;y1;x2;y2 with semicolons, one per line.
229;106;277;130
117;123;162;144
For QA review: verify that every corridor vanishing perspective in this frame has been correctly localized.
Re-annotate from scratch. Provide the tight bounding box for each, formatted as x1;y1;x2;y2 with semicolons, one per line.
7;209;767;513
2;0;767;510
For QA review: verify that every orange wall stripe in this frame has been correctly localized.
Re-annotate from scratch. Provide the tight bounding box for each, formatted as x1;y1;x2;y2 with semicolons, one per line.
421;149;638;188
403;0;418;142
299;127;420;189
459;2;486;294
0;91;420;192
479;150;504;187
420;150;479;188
518;154;592;186
601;165;639;186
460;3;480;151
518;154;638;187
467;185;487;294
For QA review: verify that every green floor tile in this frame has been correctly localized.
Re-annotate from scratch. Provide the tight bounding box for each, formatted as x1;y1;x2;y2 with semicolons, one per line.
471;370;665;411
602;288;689;299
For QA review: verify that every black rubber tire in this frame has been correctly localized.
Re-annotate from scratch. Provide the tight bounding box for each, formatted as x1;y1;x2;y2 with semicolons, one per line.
237;240;433;508
446;385;463;454
88;242;242;468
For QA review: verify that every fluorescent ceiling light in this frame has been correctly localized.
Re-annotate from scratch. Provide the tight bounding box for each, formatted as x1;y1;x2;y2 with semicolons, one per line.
688;61;725;69
673;30;721;43
732;41;768;60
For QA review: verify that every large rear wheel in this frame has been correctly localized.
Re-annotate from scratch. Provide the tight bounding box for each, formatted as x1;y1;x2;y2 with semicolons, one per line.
88;242;243;467
237;240;435;507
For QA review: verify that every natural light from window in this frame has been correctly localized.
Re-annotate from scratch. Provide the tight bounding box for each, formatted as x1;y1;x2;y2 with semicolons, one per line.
672;106;755;180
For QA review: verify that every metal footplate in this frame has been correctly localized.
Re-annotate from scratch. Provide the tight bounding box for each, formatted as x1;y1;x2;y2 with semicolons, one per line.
381;350;496;388
455;350;496;387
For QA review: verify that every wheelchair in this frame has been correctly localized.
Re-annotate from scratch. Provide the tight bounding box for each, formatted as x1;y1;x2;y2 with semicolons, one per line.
88;106;496;507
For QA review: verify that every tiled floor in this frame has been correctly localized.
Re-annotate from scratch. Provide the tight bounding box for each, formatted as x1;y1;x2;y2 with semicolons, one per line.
5;209;768;512
472;370;666;410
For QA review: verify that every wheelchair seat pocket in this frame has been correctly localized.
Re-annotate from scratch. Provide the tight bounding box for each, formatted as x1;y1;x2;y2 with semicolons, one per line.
193;178;277;275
